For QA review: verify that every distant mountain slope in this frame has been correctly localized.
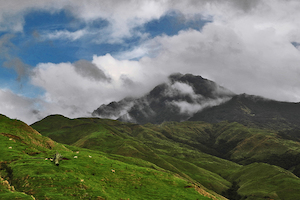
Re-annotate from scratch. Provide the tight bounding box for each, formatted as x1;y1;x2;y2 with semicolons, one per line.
32;114;300;199
0;114;216;200
92;73;235;124
189;93;300;129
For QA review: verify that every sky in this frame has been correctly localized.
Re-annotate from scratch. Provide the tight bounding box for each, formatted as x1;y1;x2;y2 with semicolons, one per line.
1;0;300;124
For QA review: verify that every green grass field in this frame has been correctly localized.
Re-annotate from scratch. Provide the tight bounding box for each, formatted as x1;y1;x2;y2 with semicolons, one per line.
1;114;216;200
31;115;300;199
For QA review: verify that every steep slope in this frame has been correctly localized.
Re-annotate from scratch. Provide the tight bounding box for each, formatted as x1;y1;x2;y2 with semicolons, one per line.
189;93;300;129
92;73;235;124
32;114;300;199
0;114;217;200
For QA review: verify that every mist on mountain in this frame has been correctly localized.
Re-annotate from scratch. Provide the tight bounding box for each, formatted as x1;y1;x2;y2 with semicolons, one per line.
92;73;235;124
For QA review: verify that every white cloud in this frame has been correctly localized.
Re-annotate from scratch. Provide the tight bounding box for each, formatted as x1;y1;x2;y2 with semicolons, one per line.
166;82;204;100
31;62;108;115
172;97;231;115
172;82;195;95
29;55;167;122
44;29;88;41
135;9;300;102
92;54;142;82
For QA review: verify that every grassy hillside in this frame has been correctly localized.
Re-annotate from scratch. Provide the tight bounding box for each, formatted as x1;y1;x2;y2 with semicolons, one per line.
0;114;218;200
31;116;231;194
227;163;300;200
32;115;300;199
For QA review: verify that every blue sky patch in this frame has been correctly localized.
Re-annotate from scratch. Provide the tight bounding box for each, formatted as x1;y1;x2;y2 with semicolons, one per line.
142;11;210;37
24;9;83;33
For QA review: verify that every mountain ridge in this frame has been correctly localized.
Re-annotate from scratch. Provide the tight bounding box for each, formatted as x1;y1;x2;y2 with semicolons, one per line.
92;73;300;131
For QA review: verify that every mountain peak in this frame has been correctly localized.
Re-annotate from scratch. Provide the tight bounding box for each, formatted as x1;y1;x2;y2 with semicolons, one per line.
92;73;234;124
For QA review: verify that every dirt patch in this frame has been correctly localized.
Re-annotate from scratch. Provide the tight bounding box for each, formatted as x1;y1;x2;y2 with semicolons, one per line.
0;176;15;192
194;184;228;200
46;139;55;149
0;133;22;140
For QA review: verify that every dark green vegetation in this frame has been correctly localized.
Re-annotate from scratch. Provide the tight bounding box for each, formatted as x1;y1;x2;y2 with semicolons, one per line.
190;93;300;129
0;114;216;200
32;114;300;200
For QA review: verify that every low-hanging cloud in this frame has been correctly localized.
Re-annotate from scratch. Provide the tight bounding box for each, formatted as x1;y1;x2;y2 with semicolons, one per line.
171;97;231;116
166;80;232;116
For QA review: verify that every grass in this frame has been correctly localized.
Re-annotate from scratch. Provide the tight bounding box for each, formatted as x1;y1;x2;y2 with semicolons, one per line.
8;149;211;200
228;163;300;200
1;114;214;200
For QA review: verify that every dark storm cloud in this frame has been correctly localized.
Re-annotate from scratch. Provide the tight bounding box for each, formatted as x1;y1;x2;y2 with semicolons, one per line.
3;58;32;82
73;59;111;82
226;0;260;12
0;34;15;59
0;34;32;82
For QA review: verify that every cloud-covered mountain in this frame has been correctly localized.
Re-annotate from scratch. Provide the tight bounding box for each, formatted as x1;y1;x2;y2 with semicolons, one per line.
93;73;300;129
92;73;235;124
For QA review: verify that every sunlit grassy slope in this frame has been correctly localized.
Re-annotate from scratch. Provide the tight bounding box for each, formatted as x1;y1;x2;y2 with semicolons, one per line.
32;115;238;194
32;115;300;200
0;114;216;200
228;162;300;200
